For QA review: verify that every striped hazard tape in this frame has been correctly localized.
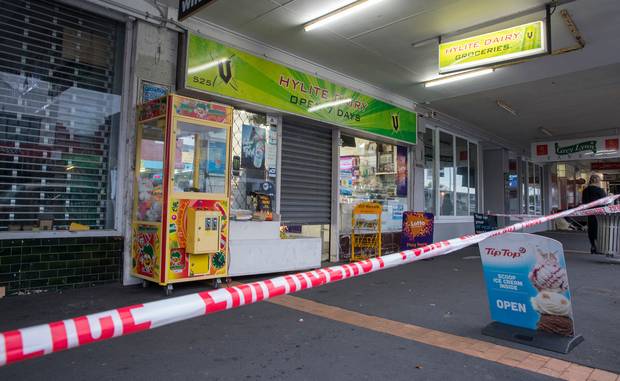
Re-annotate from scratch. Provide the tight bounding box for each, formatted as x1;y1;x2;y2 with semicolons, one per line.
567;203;620;217
1;194;618;367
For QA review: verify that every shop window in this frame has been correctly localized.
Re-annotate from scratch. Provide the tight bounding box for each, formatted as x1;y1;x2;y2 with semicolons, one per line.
421;129;435;214
230;110;277;213
527;162;543;215
173;121;229;194
136;120;165;222
0;0;124;232
469;142;478;214
424;128;479;216
339;136;408;255
439;132;455;216
455;137;469;216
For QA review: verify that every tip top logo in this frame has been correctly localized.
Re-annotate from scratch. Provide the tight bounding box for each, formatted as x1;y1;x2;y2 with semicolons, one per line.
485;247;526;259
391;113;400;132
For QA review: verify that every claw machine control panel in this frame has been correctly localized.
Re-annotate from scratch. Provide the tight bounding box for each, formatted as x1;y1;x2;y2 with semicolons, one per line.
132;94;232;290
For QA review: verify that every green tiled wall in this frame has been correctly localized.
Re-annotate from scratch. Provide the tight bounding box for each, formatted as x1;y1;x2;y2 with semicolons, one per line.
0;236;122;295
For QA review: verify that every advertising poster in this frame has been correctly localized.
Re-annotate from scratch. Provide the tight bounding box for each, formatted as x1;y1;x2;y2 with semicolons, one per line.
400;212;434;250
474;213;498;233
265;129;277;177
241;124;266;170
479;233;576;337
396;146;407;197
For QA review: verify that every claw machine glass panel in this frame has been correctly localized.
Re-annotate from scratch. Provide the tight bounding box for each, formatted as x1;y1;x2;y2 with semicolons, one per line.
132;94;232;289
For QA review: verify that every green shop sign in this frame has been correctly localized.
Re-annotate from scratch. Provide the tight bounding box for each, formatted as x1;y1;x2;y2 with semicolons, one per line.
439;21;546;74
183;33;416;144
555;141;597;155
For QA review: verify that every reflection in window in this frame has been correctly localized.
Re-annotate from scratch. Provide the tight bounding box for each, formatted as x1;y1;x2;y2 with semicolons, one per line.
137;121;164;222
173;121;228;194
455;137;469;216
439;132;454;216
422;129;435;214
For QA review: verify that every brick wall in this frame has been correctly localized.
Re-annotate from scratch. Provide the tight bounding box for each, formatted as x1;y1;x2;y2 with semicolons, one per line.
0;236;122;295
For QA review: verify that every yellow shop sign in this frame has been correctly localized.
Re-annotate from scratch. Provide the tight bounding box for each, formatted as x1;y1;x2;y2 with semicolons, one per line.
439;21;546;73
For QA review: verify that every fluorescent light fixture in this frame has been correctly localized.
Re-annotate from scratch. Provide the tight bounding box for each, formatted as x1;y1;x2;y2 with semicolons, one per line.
308;98;352;112
424;68;494;88
496;100;518;116
187;58;229;74
304;0;383;32
66;165;76;171
538;127;553;137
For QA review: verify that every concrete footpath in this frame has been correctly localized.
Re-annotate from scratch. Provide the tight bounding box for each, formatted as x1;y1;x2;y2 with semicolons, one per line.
0;231;618;380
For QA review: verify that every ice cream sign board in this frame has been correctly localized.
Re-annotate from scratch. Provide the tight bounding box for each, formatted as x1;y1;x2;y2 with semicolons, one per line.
479;233;576;337
439;21;547;74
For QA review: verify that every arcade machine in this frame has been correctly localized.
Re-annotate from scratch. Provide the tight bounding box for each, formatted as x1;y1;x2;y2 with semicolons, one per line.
132;94;232;294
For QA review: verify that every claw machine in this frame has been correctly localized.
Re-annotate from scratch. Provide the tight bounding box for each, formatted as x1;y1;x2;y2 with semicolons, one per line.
132;94;232;294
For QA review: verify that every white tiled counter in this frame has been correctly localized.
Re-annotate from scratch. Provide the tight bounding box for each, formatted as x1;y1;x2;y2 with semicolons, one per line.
228;221;321;277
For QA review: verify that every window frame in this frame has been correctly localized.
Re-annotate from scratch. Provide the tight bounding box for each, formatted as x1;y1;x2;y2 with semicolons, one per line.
424;125;480;219
524;160;544;216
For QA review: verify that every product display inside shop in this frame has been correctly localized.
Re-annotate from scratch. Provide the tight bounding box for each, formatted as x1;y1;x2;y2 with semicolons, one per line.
339;135;408;258
132;94;232;293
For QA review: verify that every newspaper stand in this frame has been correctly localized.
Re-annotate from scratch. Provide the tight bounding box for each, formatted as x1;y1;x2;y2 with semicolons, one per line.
351;202;382;262
132;94;232;294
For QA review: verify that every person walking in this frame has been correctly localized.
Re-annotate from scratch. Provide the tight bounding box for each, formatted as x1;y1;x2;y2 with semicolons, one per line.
582;174;607;253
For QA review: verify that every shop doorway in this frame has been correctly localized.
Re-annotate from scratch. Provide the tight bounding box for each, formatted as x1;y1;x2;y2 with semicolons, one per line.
280;118;332;261
339;134;409;261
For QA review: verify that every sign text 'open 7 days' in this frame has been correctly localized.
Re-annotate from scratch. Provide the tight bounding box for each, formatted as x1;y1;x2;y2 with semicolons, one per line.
439;21;547;74
183;33;417;144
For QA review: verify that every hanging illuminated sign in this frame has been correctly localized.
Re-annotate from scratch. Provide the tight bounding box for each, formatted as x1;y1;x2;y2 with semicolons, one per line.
180;33;417;144
439;21;547;74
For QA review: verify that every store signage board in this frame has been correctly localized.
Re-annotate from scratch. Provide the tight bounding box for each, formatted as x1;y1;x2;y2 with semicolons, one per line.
592;162;620;170
183;33;417;144
140;80;170;102
178;0;217;21
439;21;546;74
474;213;498;234
479;233;581;353
532;136;620;162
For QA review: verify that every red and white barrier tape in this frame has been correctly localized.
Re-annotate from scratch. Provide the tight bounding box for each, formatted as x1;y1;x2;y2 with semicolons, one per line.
485;212;539;219
567;204;620;217
1;194;618;367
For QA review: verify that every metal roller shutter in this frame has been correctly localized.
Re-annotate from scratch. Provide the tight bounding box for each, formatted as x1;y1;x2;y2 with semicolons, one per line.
0;0;123;230
280;120;332;225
